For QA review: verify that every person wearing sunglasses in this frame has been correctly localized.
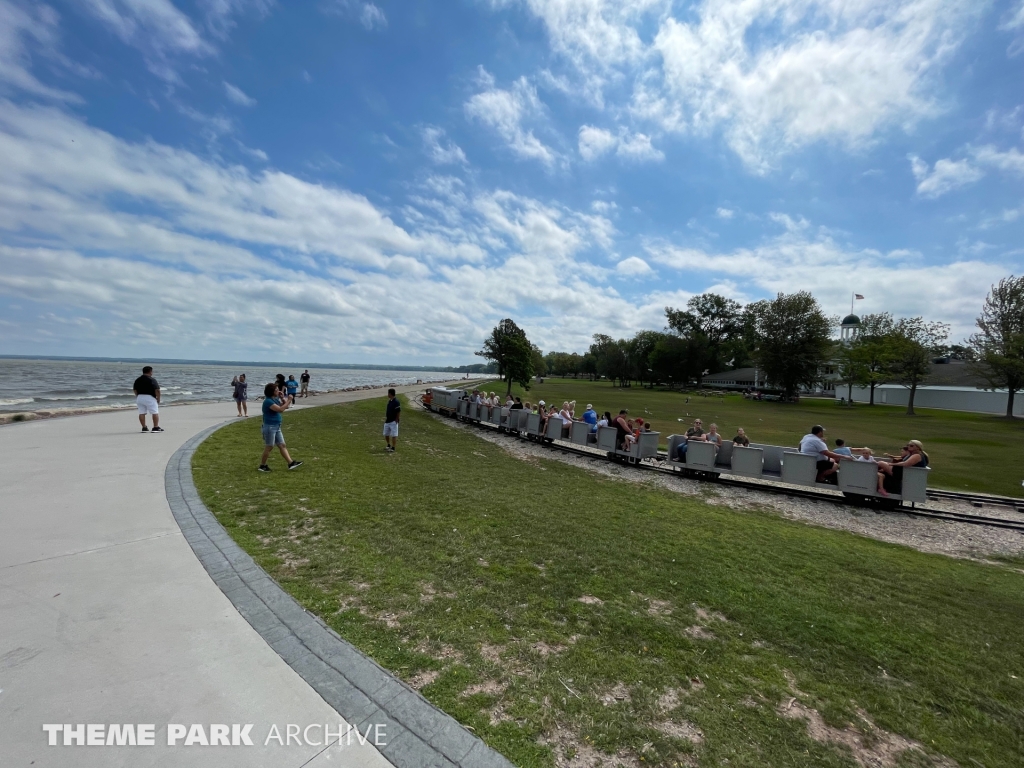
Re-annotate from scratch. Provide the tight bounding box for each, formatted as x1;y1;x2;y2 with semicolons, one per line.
877;440;929;496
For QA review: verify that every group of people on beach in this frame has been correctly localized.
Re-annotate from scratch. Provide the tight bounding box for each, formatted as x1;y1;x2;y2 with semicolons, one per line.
230;370;312;417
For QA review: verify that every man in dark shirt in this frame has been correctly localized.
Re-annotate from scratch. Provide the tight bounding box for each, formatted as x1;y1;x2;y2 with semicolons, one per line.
383;388;401;453
675;418;706;461
132;365;163;433
300;370;311;398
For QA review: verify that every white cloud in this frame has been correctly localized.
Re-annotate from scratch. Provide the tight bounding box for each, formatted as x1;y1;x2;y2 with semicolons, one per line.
616;256;653;276
495;0;984;170
577;124;663;162
359;2;386;30
223;81;256;107
465;69;559;167
322;1;387;31
909;145;1024;198
1002;0;1024;56
422;126;467;165
0;100;674;360
578;125;616;160
715;207;734;219
82;0;213;80
199;0;274;39
909;154;984;198
973;144;1024;175
616;130;663;162
0;1;83;101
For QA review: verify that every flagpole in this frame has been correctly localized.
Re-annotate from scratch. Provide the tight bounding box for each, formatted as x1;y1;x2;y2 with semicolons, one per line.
850;291;854;316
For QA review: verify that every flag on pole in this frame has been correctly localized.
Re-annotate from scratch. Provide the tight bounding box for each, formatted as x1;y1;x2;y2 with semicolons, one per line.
854;294;864;300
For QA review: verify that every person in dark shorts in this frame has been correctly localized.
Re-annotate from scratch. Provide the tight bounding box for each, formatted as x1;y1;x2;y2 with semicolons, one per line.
259;383;302;472
285;375;299;404
799;425;847;483
133;366;163;433
232;374;248;417
300;370;311;397
383;388;400;452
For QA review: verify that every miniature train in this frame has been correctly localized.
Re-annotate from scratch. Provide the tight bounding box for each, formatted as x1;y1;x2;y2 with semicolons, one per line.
424;386;930;506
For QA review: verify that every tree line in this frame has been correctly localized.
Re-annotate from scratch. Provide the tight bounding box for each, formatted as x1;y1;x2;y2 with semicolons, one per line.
476;276;1024;417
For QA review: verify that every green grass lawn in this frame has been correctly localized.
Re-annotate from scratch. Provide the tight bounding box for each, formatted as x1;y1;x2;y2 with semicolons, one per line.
475;378;1024;498
193;397;1024;768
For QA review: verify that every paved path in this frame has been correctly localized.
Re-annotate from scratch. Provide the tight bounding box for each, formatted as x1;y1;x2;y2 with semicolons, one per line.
0;384;458;767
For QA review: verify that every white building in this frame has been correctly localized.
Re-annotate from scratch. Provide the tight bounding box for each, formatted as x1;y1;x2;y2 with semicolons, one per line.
840;361;1023;416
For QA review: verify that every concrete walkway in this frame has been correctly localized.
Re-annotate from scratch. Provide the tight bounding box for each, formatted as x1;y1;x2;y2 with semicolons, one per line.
0;384;454;767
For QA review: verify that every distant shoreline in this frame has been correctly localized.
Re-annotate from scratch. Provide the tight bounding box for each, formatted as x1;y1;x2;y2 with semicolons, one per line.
0;354;494;374
0;377;488;426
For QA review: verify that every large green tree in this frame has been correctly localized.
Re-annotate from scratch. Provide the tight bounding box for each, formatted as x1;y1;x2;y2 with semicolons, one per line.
887;318;949;415
969;275;1024;418
665;293;748;381
745;292;834;399
476;319;535;396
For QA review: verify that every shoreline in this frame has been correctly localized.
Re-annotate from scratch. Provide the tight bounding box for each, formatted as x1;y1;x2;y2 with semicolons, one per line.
0;377;481;426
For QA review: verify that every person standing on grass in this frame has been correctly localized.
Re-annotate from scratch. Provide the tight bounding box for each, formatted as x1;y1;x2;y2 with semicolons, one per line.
383;388;400;453
259;383;302;472
133;365;163;433
232;373;248;417
300;369;311;397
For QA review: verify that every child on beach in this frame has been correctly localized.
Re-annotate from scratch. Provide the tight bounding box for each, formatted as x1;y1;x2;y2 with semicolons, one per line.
258;383;302;473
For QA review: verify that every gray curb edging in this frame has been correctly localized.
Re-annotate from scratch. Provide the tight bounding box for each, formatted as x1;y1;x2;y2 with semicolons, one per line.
165;422;516;768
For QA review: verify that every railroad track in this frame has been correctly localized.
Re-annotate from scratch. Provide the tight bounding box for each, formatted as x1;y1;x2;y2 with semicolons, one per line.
925;488;1024;512
438;408;1024;534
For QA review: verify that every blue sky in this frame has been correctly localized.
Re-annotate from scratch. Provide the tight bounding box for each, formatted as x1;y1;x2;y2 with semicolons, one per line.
0;0;1022;365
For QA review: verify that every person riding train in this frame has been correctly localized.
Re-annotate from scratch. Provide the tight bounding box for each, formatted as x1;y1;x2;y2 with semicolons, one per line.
877;440;929;496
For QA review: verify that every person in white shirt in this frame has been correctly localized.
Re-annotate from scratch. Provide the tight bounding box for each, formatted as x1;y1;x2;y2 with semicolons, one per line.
799;425;848;483
558;402;573;424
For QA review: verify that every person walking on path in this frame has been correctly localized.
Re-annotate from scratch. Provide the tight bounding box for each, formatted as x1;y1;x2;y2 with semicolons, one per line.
383;388;400;453
300;369;311;397
232;374;248;417
133;366;163;433
286;375;299;404
259;383;302;472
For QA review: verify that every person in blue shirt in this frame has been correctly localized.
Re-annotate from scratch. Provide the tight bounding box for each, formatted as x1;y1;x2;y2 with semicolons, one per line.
582;403;598;433
833;438;853;457
259;383;302;472
285;375;299;404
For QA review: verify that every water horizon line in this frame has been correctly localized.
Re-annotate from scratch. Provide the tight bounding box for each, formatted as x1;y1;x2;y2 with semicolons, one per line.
0;354;490;373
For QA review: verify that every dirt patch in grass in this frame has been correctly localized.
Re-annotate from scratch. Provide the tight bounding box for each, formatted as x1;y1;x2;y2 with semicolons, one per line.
408;670;441;690
530;641;567;657
683;625;716;640
598;682;632;706
577;595;603;605
692;604;728;623
479;644;504;665
657;688;680;712
652;720;703;744
646;598;673;616
462;680;507;697
778;674;956;768
540;727;641;768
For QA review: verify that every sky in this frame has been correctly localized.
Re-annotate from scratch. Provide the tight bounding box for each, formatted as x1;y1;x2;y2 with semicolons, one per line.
0;0;1022;366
